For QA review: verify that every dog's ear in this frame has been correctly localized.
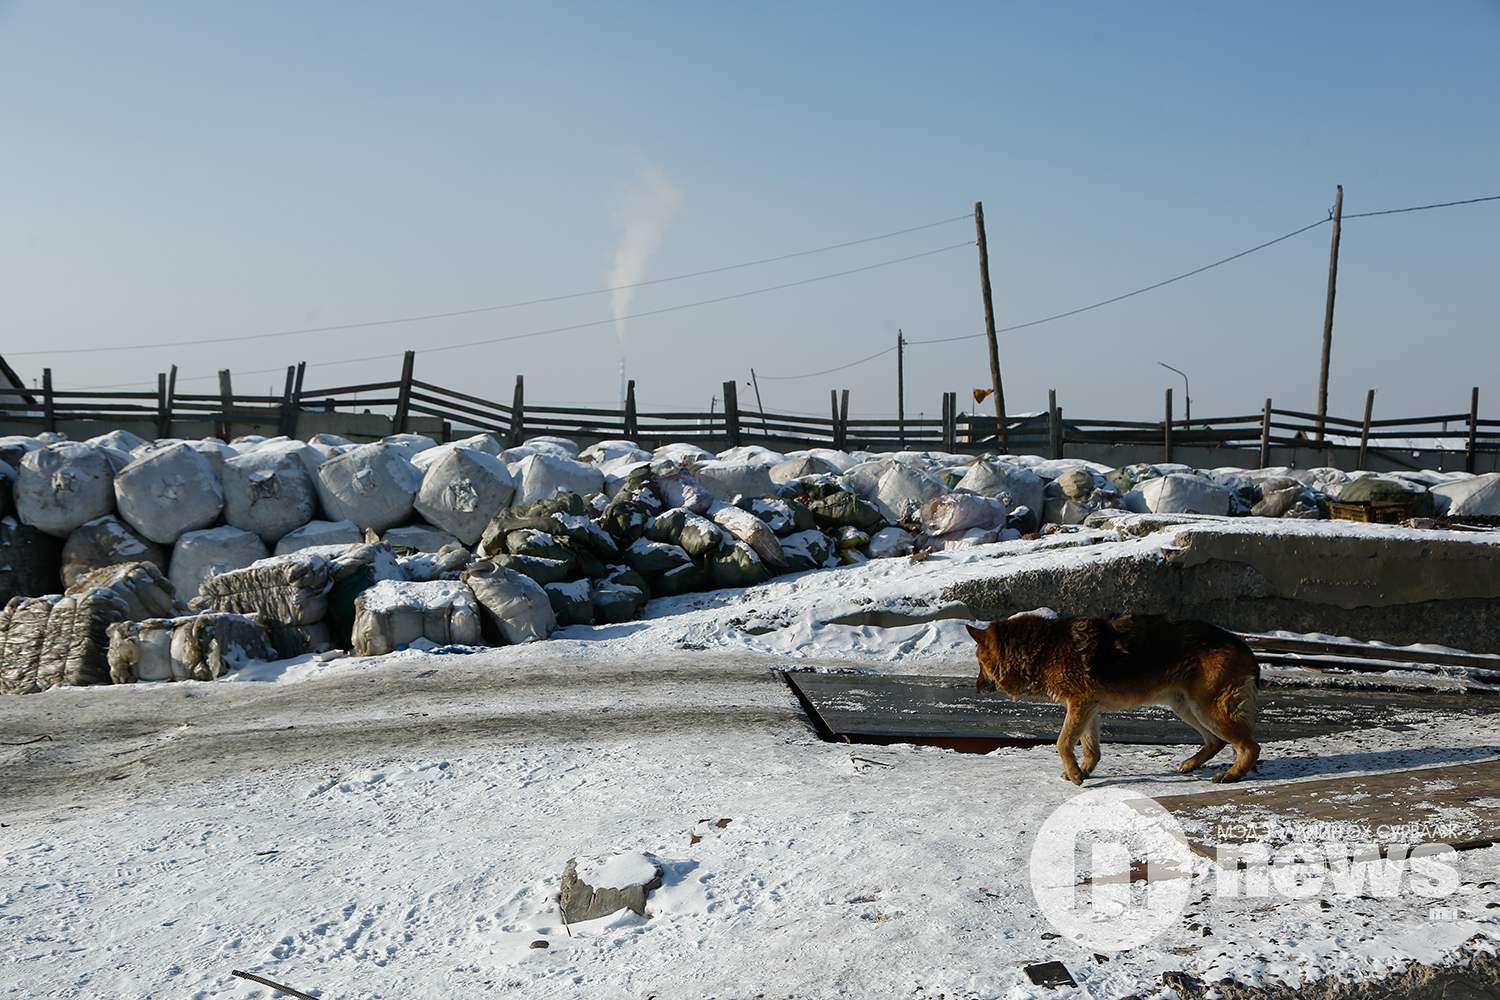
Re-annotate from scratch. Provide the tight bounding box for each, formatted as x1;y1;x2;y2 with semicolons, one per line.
965;623;987;643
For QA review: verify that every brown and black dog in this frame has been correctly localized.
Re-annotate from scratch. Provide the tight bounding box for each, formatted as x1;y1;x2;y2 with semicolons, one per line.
967;613;1261;784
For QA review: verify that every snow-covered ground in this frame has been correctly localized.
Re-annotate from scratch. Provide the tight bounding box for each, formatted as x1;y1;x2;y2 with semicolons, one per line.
3;530;1498;998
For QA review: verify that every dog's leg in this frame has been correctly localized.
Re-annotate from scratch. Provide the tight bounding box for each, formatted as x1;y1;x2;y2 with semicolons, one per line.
1056;701;1093;785
1079;710;1102;777
1204;680;1261;783
1170;696;1227;773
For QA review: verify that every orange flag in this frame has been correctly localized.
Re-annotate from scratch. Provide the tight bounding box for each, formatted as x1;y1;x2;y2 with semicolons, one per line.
972;388;993;405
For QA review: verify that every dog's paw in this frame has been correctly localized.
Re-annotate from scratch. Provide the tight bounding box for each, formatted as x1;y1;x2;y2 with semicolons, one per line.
1062;769;1085;785
1177;759;1201;773
1211;771;1243;784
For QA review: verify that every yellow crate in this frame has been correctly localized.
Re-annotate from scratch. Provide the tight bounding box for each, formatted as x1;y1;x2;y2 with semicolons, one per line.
1327;500;1411;525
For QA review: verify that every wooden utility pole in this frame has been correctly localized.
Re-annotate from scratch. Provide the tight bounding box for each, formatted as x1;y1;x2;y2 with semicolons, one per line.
1315;184;1343;441
896;329;906;447
974;202;1007;448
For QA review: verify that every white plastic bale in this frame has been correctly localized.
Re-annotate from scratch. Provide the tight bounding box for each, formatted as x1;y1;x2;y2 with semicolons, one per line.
1430;473;1500;516
512;453;605;507
195;550;334;625
653;442;713;465
16;442;117;537
580;440;648;465
0;588;129;694
956;460;1045;530
867;526;915;559
692;461;777;502
380;433;440;461
653;464;713;513
275;519;362;555
113;443;225;545
66;560;180;621
524;435;580;456
920;493;1010;536
314;443;422;532
1132;474;1232;516
169;525;270;604
0;436;43;468
221;446;319;545
87;429;147;454
463;561;557;644
872;463;948;523
351;579;483;656
107;618;175;683
413;446;518;546
770;455;844;483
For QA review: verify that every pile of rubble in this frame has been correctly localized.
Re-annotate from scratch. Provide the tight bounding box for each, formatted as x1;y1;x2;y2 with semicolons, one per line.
2;427;1497;694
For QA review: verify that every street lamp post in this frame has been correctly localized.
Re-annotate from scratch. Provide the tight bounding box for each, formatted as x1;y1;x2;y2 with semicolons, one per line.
1157;362;1190;427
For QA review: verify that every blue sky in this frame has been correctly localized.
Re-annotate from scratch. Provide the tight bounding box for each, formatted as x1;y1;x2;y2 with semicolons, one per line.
3;2;1496;421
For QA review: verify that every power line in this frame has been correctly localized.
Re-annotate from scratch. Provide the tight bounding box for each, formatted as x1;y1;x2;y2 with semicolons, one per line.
1342;193;1500;219
72;240;974;389
16;212;974;359
757;345;899;381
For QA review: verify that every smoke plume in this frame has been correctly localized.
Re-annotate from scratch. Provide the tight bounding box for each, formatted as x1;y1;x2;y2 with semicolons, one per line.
608;167;681;402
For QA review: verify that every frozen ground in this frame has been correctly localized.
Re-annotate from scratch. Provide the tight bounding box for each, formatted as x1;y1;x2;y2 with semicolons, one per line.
2;530;1498;998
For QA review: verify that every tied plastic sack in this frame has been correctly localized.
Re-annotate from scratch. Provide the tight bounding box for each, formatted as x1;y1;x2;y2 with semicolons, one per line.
463;561;557;644
920;494;1010;536
113;443;225;545
350;579;483;656
222;446;320;545
710;504;787;569
107;612;273;684
315;443;423;533
413;447;517;546
66;561;180;622
512;453;605;507
0;588;129;695
16;442;117;537
61;515;167;588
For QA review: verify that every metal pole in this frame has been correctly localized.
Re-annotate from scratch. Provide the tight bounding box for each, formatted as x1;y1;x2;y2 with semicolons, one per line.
1157;362;1190;426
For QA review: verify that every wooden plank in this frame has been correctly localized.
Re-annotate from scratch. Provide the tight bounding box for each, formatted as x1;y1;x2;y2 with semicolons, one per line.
156;372;170;438
508;375;524;447
1358;388;1375;470
1238;632;1500;672
1258;398;1272;468
722;380;740;447
624;379;638;438
393;350;416;433
42;368;55;432
1468;386;1480;474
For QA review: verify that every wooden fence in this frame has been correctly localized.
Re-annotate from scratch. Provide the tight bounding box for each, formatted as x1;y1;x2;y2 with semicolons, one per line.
2;353;1496;472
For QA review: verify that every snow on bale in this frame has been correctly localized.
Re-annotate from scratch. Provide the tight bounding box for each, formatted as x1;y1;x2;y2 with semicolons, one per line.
382;524;460;553
476;493;587;557
221;446;319;545
707;539;771;588
463;561;556;643
0;587;129;695
1130;474;1233;516
275;519;362;555
113;443;225;545
742;497;813;537
1429;473;1500;517
868;526;915;559
315;443;422;532
544;578;593;626
0;517;63;604
512;453;604;507
803;488;884;534
780;528;834;572
693;460;776;502
380;433;439;460
16;442;117;537
60;515;166;588
623;537;694;579
170;526;268;604
710;504;787;569
107;612;272;684
350;579;482;656
770;454;843;483
526;435;580;457
397;542;471;583
413;447;517;546
132;437;238;475
921;493;1009;536
654;442;713;465
306;433;356;462
87;429;147;454
580;440;649;466
591;579;647;623
647;508;724;558
66;561;179;622
0;435;43;469
960;458;1044;530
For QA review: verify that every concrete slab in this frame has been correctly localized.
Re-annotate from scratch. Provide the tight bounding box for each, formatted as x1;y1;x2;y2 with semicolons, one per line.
1147;757;1500;860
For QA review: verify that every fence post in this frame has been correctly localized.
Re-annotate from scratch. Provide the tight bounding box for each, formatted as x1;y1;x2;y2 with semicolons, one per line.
1163;387;1173;463
508;375;525;446
287;362;304;438
156;373;170;439
829;390;840;449
1258;398;1272;469
722;380;741;447
1047;389;1059;459
1357;389;1375;470
278;366;298;438
839;389;850;451
164;365;178;438
42;368;56;433
623;379;638;439
217;369;234;441
1467;386;1480;474
393;350;416;433
942;392;957;452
